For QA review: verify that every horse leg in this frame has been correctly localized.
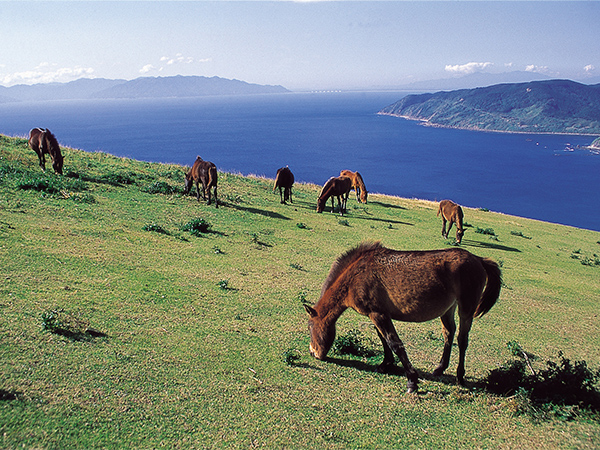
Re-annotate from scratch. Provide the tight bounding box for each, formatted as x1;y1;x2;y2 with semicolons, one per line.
375;328;395;373
370;313;419;393
456;315;473;385
433;306;457;377
441;217;447;238
446;221;454;239
213;186;218;208
279;187;284;204
36;149;46;171
288;187;293;204
195;181;201;202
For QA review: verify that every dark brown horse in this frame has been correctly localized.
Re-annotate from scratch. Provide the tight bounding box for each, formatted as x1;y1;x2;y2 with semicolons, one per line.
340;170;368;204
316;176;352;215
273;166;294;204
184;156;218;207
28;128;63;174
437;199;465;244
304;242;502;393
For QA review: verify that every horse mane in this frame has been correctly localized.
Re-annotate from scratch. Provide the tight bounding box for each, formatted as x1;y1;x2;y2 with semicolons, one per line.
320;241;383;296
354;171;367;192
318;177;336;199
44;129;60;151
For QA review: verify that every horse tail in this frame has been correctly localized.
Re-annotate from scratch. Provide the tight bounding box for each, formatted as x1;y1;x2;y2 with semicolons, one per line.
208;165;218;188
474;258;502;318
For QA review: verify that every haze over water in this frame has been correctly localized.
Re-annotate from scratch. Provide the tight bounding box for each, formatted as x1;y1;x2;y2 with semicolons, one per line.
1;92;598;231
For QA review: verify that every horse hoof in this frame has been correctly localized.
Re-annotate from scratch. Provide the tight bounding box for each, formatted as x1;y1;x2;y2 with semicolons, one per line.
406;382;418;394
432;368;444;377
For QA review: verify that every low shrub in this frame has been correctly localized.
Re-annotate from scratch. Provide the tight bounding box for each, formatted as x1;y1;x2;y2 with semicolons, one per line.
180;218;212;236
142;223;169;235
143;181;177;195
484;344;600;421
332;329;378;358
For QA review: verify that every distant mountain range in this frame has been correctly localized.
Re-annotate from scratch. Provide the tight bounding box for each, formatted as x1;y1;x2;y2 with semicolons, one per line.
0;75;289;103
379;79;600;135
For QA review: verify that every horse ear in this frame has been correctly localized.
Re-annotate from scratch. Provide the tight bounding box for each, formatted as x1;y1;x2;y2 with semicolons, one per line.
303;304;318;318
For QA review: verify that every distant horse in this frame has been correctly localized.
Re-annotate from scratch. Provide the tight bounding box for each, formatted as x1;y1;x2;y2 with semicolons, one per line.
304;242;502;393
316;176;352;215
273;166;294;204
437;199;465;244
340;170;368;204
28;128;63;174
184;156;218;207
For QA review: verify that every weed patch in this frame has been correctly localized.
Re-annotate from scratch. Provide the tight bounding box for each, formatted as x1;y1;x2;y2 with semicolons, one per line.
484;343;600;421
41;309;106;341
332;329;378;358
142;223;169;235
180;218;212;236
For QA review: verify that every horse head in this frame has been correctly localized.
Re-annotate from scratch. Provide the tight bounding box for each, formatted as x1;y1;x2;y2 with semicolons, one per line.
304;304;335;360
52;152;64;175
183;171;193;195
316;196;326;213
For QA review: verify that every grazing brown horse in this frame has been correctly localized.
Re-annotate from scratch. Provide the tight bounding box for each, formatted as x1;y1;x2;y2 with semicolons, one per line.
437;199;465;244
184;156;218;207
340;170;368;204
304;242;502;393
28;128;63;174
316;176;352;215
273;166;294;204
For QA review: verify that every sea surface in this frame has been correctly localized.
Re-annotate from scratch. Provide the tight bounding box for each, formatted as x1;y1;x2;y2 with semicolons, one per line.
1;92;598;231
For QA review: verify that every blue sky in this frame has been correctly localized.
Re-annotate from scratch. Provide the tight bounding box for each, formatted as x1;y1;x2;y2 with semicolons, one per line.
1;1;599;90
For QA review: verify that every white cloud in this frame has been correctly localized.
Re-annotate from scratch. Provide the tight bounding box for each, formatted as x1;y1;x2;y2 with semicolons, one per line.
445;62;493;75
139;64;156;74
1;65;94;86
525;64;549;74
584;64;595;73
140;54;212;76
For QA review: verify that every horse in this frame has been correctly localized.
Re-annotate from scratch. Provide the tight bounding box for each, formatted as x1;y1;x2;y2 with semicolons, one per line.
184;156;218;207
340;170;368;204
304;242;502;393
28;128;63;174
273;166;294;204
316;176;352;216
437;199;465;244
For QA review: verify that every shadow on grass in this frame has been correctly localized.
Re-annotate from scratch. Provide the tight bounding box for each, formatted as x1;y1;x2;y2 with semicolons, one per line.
225;202;291;220
459;239;521;252
0;389;19;401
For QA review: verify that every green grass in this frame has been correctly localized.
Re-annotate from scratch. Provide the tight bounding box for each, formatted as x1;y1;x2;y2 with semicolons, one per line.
1;134;600;448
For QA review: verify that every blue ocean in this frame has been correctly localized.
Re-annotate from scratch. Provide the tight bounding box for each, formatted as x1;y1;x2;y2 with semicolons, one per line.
0;91;598;231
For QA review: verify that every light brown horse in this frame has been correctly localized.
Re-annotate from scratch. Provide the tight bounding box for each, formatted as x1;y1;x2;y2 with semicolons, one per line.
316;176;352;215
273;166;294;204
437;199;465;244
28;128;63;174
304;242;502;393
184;156;218;207
340;170;368;204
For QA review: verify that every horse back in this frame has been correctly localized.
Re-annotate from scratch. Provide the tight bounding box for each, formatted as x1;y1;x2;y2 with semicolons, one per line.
28;128;44;150
274;166;294;189
325;245;492;322
438;200;463;224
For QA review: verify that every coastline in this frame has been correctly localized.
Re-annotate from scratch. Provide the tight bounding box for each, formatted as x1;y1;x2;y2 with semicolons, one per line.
377;112;600;138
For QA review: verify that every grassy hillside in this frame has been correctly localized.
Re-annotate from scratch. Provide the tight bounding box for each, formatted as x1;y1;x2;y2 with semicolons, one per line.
1;134;599;448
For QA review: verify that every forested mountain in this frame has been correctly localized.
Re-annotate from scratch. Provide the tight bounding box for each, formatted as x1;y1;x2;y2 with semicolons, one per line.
379;80;600;135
